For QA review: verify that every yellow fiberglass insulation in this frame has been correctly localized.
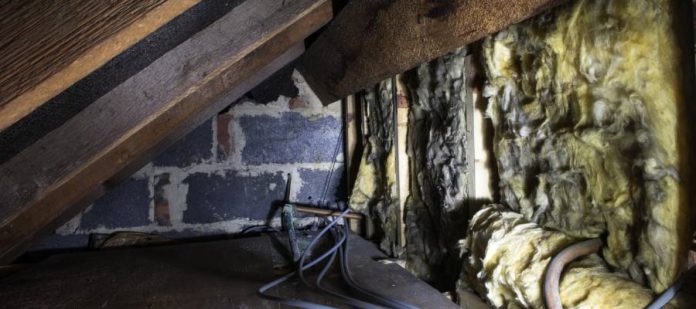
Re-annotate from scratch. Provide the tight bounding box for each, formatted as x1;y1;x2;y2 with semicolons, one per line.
461;204;657;308
482;0;693;294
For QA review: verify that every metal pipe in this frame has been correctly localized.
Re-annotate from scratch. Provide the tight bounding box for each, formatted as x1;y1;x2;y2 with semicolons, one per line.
544;238;603;309
293;204;363;220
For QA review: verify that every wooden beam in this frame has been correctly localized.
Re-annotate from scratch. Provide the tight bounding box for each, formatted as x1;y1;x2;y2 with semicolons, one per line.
0;0;332;264
0;0;205;132
342;94;364;234
298;0;567;104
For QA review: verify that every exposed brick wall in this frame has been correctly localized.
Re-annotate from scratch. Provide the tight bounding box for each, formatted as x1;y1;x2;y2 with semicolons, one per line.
31;71;344;251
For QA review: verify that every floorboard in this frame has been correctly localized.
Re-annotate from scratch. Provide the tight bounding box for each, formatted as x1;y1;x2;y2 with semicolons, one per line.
0;234;459;308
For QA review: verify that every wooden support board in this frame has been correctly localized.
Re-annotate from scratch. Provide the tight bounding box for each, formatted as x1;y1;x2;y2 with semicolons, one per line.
342;95;363;234
394;75;409;247
298;0;567;104
0;0;332;264
0;0;204;131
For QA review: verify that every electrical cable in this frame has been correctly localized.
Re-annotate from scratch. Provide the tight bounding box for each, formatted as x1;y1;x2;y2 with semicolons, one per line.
259;203;417;308
645;278;682;309
314;228;386;309
296;209;351;288
258;209;352;309
644;265;696;309
337;224;419;309
319;126;345;207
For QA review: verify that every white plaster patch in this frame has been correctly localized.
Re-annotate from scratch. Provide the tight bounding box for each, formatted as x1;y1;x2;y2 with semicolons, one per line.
228;114;246;170
159;171;190;225
56;211;83;235
72;216;323;236
230;70;341;119
131;163;153;180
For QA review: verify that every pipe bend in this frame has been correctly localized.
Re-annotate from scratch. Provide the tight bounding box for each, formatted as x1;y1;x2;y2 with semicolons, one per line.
543;238;603;309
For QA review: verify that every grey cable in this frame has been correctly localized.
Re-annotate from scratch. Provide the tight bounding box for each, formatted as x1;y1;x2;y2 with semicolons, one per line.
338;224;420;309
320;126;345;207
259;205;416;309
315;229;386;309
645;272;687;309
258;209;352;309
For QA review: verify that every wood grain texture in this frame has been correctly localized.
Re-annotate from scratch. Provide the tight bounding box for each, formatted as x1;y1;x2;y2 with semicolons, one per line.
297;0;567;104
0;0;332;264
0;235;458;308
0;0;202;131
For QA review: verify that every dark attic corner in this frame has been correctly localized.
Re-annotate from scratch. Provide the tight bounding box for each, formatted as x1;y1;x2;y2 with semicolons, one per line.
28;63;347;253
1;0;696;308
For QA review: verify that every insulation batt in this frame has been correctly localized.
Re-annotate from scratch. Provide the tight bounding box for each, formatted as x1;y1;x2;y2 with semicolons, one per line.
482;0;691;295
461;204;658;308
349;79;400;255
404;47;471;287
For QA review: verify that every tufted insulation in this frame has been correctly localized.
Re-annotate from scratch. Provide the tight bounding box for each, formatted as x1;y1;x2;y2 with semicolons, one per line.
481;0;692;295
349;79;400;255
403;47;472;287
460;204;657;308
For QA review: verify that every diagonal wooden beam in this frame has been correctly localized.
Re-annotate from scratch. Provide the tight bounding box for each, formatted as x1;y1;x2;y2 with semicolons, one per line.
0;0;332;264
0;0;205;132
297;0;567;104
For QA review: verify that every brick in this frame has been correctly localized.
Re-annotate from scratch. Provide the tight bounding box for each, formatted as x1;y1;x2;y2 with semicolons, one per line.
296;167;346;206
216;113;234;160
154;119;213;168
183;171;285;223
153;173;172;226
80;177;151;230
288;97;309;109
240;113;342;164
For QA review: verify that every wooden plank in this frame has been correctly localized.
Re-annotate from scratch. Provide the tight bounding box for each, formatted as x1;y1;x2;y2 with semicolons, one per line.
0;235;458;308
0;0;332;264
342;95;363;234
0;0;204;132
343;95;359;193
394;75;409;247
297;0;567;104
465;53;495;216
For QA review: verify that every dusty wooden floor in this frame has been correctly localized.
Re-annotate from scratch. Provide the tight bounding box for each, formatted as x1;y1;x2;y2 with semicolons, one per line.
0;233;459;308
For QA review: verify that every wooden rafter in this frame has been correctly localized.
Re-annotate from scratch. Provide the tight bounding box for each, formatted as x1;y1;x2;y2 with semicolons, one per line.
0;0;204;131
0;0;332;263
298;0;567;104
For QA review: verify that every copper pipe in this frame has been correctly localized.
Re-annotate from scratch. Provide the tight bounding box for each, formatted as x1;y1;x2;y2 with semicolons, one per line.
544;238;603;309
294;205;363;220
